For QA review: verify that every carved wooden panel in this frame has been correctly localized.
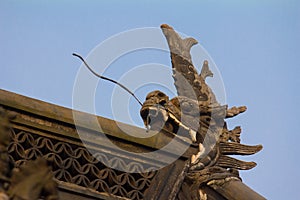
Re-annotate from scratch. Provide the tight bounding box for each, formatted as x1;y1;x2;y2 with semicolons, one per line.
8;128;156;200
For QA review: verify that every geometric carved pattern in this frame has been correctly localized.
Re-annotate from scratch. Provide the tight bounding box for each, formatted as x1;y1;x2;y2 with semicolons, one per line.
8;128;156;200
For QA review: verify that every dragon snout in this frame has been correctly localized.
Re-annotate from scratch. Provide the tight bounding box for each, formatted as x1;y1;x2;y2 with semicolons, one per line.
140;105;168;131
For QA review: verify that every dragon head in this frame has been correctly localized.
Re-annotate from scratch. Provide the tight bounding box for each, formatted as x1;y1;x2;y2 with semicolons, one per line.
140;90;198;142
140;90;170;131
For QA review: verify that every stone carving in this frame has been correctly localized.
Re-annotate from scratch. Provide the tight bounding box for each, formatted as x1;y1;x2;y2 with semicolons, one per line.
140;24;262;198
0;107;59;200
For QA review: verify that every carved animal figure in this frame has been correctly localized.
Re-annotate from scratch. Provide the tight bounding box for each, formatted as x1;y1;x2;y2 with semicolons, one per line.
0;107;58;200
0;108;15;194
140;24;262;173
8;158;59;200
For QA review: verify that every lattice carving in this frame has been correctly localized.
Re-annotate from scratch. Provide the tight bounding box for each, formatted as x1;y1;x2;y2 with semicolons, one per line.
8;128;156;200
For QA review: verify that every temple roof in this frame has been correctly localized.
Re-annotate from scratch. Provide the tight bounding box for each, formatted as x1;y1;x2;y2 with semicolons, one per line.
0;89;265;200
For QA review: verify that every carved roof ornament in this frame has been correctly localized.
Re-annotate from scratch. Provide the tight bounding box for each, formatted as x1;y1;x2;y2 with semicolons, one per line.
0;107;59;200
0;107;15;193
140;24;263;199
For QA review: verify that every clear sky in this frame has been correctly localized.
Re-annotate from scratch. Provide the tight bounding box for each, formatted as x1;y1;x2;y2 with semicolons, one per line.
1;1;300;199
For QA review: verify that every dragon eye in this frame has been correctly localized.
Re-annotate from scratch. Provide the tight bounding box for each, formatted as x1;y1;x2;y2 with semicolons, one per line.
157;92;165;97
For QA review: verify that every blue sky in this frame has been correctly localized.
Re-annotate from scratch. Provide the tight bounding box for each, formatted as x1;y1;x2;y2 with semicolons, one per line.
1;1;300;199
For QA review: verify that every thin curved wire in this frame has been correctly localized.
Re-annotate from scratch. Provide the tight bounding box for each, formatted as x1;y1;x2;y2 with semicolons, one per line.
72;53;143;106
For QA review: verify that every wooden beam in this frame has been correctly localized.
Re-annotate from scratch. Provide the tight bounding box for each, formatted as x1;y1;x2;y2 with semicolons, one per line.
208;179;266;200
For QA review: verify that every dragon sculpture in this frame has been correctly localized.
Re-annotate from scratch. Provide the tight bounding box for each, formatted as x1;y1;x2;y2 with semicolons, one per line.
140;24;262;199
